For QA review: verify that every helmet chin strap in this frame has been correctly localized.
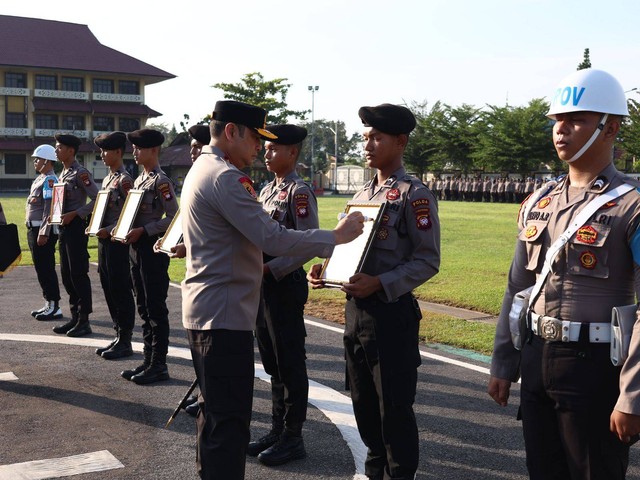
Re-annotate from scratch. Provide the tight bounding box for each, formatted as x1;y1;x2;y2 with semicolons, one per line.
566;113;609;163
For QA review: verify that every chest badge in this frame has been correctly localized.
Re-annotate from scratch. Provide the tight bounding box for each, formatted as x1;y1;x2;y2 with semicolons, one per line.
377;227;389;240
537;197;551;209
525;225;538;238
386;188;400;201
576;226;597;244
278;190;287;200
579;251;597;270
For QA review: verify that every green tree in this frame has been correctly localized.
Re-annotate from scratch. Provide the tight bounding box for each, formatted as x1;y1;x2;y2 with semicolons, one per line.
212;72;307;124
298;120;362;173
618;96;640;171
404;101;447;177
577;48;592;70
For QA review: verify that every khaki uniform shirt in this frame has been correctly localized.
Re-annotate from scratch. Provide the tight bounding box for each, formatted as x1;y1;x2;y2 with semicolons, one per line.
491;163;640;414
180;145;336;332
101;166;134;233
132;167;178;237
351;167;441;303
26;168;58;236
59;160;99;218
259;172;319;280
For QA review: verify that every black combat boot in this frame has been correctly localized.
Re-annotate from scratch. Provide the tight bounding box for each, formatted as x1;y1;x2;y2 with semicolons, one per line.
34;300;63;321
257;423;306;466
66;313;92;337
52;311;78;334
247;419;284;457
131;351;169;385
121;348;151;380
96;329;119;356
101;330;133;360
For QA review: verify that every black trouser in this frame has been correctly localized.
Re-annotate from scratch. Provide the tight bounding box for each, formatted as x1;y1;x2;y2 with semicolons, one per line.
520;333;630;480
256;267;309;430
129;235;169;364
344;293;421;480
98;238;135;332
187;328;254;480
27;226;60;302
59;216;92;315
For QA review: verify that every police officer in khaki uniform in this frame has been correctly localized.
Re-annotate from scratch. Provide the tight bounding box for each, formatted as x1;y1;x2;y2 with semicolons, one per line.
26;144;62;320
52;134;98;337
118;128;178;385
309;103;441;480
91;132;136;360
489;69;640;479
180;100;364;480
247;124;316;465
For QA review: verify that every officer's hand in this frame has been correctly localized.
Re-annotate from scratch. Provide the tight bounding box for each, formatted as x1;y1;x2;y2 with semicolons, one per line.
95;228;110;239
342;273;381;298
60;210;78;226
170;243;186;259
610;410;640;443
125;227;145;245
307;263;325;289
36;235;48;247
333;211;364;245
487;376;511;407
153;238;163;253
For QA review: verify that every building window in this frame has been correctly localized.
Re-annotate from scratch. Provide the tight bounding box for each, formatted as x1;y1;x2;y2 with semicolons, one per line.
5;153;27;174
93;79;114;93
61;77;83;92
5;72;26;88
119;118;140;132
5;113;26;128
36;114;58;130
36;75;57;90
119;80;139;95
93;116;114;131
62;115;85;131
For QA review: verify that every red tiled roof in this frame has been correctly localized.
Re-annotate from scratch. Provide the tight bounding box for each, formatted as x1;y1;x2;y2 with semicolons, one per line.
160;144;193;168
92;102;161;117
31;98;161;118
0;15;175;84
32;98;92;113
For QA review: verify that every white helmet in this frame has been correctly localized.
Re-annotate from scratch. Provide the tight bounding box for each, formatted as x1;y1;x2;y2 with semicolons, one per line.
31;144;57;162
547;68;629;118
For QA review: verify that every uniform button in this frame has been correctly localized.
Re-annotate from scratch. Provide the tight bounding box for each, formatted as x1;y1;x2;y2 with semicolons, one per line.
563;326;568;331
562;336;568;341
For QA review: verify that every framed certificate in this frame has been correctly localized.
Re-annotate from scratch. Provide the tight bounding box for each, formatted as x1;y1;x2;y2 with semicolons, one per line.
86;190;110;236
320;202;386;287
49;183;66;225
157;208;183;254
112;189;144;242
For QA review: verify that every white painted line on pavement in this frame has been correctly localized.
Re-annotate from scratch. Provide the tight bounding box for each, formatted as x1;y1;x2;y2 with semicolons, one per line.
0;372;18;381
0;450;123;479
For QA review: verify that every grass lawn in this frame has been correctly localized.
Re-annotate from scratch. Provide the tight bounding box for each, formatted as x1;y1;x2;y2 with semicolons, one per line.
2;194;517;356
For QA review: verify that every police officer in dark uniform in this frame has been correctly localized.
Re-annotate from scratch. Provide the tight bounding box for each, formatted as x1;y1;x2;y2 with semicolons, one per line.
188;124;211;163
91;132;136;360
309;104;441;480
247;125;316;465
52;134;98;337
26;144;62;320
119;128;178;385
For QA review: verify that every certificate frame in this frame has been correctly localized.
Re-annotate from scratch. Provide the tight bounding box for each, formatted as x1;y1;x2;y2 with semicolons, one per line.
320;201;386;287
112;189;144;242
86;190;110;236
157;208;183;254
49;183;66;225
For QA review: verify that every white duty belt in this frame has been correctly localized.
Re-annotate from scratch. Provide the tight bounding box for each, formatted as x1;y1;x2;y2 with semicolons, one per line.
531;312;610;343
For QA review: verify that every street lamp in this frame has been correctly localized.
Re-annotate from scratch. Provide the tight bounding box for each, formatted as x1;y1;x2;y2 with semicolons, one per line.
328;122;338;191
308;85;319;188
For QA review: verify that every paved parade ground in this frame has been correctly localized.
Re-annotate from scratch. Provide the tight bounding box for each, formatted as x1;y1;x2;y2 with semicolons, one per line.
2;264;640;480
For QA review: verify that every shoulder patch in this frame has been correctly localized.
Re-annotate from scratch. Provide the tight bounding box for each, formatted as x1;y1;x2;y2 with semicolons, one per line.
121;177;134;195
412;196;432;230
158;182;173;201
79;172;92;187
239;176;257;199
294;193;310;218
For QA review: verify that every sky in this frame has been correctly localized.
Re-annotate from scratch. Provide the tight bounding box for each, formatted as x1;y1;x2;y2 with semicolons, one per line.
4;0;640;136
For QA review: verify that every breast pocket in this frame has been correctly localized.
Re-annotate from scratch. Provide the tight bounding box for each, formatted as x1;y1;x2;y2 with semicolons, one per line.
372;210;399;251
139;190;155;213
567;223;611;278
518;221;547;271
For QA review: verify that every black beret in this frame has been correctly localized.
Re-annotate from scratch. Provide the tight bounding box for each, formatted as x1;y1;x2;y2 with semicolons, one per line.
188;125;211;145
54;133;82;149
212;100;277;140
127;128;165;148
358;103;416;135
265;125;307;145
94;131;127;151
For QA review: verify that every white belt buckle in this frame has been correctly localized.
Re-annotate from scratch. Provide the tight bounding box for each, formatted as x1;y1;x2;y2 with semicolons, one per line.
539;316;563;341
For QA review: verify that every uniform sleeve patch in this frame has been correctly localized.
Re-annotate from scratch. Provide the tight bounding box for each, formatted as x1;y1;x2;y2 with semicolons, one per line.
80;172;92;187
121;177;133;195
294;193;310;217
158;182;173;201
48;178;55;188
239;176;257;199
412;197;431;230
